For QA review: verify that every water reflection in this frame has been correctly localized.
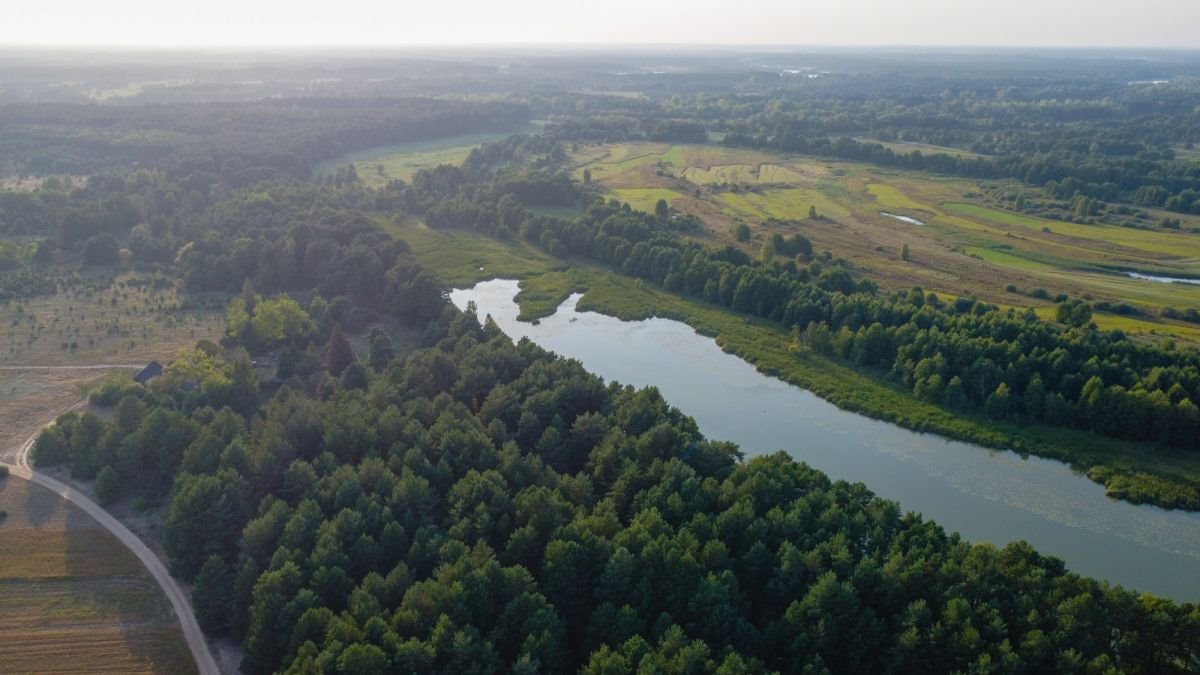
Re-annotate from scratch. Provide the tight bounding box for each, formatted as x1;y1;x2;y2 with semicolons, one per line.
452;279;1200;600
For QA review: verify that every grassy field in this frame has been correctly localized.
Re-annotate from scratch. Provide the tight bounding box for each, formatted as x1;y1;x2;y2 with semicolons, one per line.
853;138;986;159
0;477;196;674
314;127;538;188
0;267;224;367
570;142;1200;343
0;370;101;464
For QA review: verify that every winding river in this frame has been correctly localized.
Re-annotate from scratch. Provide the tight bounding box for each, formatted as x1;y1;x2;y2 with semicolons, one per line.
452;279;1200;600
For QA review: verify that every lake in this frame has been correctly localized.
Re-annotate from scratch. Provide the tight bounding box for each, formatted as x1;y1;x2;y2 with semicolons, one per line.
452;279;1200;601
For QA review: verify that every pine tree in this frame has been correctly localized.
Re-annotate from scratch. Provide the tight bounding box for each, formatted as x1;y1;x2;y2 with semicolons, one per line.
192;555;233;636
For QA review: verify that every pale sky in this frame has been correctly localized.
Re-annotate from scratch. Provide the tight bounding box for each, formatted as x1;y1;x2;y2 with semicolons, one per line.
4;0;1200;49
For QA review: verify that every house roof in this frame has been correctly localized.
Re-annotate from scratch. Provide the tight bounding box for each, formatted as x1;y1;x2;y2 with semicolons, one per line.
133;361;164;383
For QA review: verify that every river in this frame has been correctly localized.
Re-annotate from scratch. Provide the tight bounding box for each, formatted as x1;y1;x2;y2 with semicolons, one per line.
1127;271;1200;286
451;279;1200;600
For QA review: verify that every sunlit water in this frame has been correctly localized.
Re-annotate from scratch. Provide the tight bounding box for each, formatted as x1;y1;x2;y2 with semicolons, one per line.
1127;272;1200;286
880;212;926;226
452;279;1200;600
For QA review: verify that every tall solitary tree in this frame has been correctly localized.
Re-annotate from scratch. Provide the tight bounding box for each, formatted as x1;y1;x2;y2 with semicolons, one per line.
655;198;670;220
193;555;234;635
327;325;354;377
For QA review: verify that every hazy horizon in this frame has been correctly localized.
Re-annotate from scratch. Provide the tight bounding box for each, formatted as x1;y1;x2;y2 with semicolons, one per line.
5;0;1200;50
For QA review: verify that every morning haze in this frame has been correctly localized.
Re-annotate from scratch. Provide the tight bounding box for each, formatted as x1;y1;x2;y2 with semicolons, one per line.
2;2;1200;674
4;0;1200;48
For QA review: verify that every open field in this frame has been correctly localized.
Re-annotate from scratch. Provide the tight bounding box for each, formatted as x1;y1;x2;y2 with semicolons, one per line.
314;126;539;188
0;476;196;674
570;142;1200;343
0;267;225;366
0;370;99;464
852;138;986;159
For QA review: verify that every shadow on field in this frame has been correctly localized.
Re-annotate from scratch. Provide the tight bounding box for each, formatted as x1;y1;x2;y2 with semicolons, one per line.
19;474;60;529
55;481;197;674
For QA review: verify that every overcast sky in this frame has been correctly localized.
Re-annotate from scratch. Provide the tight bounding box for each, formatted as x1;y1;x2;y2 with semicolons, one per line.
5;0;1199;49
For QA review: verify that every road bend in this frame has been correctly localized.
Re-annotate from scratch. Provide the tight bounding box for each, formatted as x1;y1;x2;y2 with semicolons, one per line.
4;395;221;675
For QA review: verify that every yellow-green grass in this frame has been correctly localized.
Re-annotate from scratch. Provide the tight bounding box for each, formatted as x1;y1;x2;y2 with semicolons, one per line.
0;478;196;674
963;246;1057;272
868;183;937;213
680;164;815;186
1030;306;1200;344
381;218;561;288
572;141;1200;340
944;202;1200;259
392;222;1200;509
716;189;851;221
661;145;686;168
314;129;532;188
578;152;666;183
609;187;688;212
1036;269;1200;312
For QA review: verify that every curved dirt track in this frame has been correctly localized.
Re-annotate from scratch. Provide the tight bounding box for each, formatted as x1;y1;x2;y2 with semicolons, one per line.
4;404;221;675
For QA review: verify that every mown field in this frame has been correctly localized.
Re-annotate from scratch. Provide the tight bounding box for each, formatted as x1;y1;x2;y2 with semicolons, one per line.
314;126;540;188
571;142;1200;344
383;216;1200;508
0;476;196;674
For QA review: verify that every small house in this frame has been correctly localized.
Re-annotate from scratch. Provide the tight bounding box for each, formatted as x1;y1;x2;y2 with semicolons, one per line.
133;361;163;384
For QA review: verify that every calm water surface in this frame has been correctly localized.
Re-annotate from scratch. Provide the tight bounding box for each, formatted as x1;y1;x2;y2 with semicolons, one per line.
452;279;1200;600
1127;272;1200;286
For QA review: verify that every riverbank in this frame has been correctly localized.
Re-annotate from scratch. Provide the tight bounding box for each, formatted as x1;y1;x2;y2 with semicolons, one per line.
455;278;1200;599
576;273;1200;510
382;220;1200;510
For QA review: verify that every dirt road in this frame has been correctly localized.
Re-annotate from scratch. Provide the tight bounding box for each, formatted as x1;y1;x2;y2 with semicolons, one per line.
3;404;221;675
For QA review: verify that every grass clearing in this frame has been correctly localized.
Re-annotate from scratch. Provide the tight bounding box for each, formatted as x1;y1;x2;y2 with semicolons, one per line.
609;187;687;212
716;189;850;221
0;478;195;674
381;218;564;290
868;183;936;213
314;128;534;188
963;246;1056;272
944;202;1200;259
853;138;985;159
